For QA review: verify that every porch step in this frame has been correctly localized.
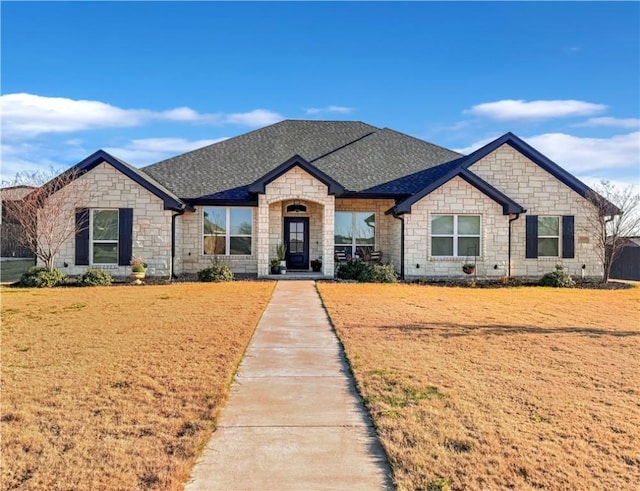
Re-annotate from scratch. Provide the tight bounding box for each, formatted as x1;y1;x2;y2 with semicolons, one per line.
262;272;333;281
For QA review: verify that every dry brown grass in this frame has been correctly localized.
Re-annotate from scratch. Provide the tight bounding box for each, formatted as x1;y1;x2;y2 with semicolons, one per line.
1;282;274;491
318;283;640;491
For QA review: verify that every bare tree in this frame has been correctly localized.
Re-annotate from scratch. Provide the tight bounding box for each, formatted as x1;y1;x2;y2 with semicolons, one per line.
587;180;640;283
1;167;89;271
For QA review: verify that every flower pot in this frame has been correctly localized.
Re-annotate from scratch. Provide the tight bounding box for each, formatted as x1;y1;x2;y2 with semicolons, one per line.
462;265;475;275
130;271;145;284
280;268;287;275
311;262;322;272
271;265;281;274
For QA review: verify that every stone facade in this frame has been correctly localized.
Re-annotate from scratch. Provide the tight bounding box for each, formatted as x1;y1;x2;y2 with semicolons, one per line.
469;144;602;278
44;162;173;277
404;176;508;279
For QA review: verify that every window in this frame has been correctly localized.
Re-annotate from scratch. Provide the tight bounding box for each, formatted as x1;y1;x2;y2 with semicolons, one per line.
334;212;375;257
92;209;119;264
431;215;480;257
203;207;252;255
537;216;560;257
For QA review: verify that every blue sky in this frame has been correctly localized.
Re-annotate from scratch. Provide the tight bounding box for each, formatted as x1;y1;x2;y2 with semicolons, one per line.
2;1;639;191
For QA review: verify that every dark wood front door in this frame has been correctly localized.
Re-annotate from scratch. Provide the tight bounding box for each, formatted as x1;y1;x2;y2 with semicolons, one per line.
284;217;309;270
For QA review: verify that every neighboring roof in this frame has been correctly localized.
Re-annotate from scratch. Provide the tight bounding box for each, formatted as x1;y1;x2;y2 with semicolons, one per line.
0;186;38;201
71;150;190;212
142;120;461;200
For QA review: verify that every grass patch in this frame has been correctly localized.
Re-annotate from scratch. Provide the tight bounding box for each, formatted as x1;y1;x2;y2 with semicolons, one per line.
318;283;640;491
1;282;275;490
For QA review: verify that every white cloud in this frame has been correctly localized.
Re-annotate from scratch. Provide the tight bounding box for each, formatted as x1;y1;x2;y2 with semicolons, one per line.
456;132;640;175
0;93;284;139
465;99;607;121
104;137;228;166
306;105;354;115
575;117;640;129
223;109;284;127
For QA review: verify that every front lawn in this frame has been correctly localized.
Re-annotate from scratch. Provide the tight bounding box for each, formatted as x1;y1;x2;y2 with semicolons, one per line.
318;283;640;491
1;282;274;491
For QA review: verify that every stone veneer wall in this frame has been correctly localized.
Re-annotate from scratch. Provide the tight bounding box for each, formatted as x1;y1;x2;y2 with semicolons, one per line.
47;162;173;277
404;176;508;279
176;205;258;276
335;198;401;272
258;166;335;277
469;144;602;278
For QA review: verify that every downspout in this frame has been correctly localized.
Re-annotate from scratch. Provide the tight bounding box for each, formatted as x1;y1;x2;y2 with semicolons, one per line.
508;213;520;277
391;212;405;280
171;210;185;280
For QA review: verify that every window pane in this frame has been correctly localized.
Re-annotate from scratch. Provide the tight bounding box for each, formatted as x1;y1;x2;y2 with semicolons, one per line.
93;243;118;264
432;237;453;256
334;212;353;245
230;208;252;235
204;236;225;255
355;212;375;240
458;216;480;235
538;216;559;236
538;238;559;257
432;215;453;235
203;207;226;235
230;237;251;255
93;210;118;240
459;237;480;257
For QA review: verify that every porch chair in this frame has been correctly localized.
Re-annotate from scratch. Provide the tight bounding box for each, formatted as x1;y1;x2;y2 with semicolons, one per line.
369;251;383;263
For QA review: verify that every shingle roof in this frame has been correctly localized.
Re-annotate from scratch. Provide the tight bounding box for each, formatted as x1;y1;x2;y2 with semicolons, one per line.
142;120;461;200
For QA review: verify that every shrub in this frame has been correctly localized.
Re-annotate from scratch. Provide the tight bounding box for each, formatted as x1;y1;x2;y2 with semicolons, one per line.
20;267;66;288
370;263;398;283
78;269;113;287
197;259;234;282
539;264;576;288
337;260;373;282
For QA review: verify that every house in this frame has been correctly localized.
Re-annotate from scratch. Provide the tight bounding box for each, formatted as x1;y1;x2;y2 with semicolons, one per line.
39;120;608;279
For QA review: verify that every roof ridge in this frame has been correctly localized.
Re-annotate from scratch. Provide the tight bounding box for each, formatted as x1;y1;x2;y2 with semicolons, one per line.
309;130;378;164
381;127;462;156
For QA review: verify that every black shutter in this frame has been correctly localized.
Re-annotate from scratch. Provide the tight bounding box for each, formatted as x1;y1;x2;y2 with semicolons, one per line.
526;215;538;259
562;215;575;259
75;208;90;265
118;208;133;266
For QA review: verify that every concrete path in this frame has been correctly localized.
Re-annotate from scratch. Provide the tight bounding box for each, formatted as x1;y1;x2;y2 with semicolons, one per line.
185;281;393;491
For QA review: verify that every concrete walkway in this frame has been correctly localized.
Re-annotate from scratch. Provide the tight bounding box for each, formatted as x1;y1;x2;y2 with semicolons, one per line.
185;281;393;491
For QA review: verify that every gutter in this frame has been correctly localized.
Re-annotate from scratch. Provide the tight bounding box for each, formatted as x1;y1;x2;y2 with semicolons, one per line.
390;212;405;280
171;209;185;280
508;213;521;277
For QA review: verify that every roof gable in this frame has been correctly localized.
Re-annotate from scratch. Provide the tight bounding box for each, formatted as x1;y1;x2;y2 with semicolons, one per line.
391;165;526;215
72;150;189;211
248;155;345;195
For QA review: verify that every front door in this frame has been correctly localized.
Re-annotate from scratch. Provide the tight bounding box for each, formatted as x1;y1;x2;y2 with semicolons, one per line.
284;217;309;270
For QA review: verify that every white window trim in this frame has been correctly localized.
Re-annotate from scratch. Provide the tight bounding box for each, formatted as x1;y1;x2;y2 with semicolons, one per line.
90;209;119;265
431;214;481;258
538;216;560;258
334;211;376;257
203;206;253;256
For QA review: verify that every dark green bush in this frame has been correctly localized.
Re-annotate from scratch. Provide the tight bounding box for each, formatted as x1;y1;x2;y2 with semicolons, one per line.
78;268;113;287
371;263;398;283
539;264;575;288
197;260;234;282
337;260;373;282
20;267;66;288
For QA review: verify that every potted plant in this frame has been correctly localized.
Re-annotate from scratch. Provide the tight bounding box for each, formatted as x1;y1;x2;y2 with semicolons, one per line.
270;258;281;275
130;257;147;284
280;264;287;275
462;262;476;275
276;243;287;268
311;257;322;272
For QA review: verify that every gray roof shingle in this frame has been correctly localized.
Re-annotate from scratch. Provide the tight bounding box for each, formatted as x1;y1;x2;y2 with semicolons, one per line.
142;120;461;200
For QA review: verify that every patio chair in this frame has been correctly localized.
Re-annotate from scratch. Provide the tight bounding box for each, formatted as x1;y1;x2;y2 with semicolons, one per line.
369;251;383;263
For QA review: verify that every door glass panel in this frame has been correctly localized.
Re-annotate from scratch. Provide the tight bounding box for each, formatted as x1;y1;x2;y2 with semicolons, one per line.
289;222;304;253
